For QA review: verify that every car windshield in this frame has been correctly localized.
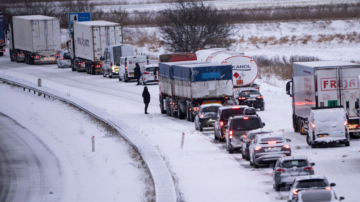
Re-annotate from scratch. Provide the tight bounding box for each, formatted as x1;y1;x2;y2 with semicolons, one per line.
301;191;332;202
296;179;328;188
221;108;245;120
260;137;283;143
282;160;308;168
201;106;220;113
146;67;159;72
239;90;260;96
231;118;261;131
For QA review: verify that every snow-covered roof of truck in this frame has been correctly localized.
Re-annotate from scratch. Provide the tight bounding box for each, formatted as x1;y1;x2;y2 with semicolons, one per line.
74;21;121;26
294;61;359;68
13;15;57;20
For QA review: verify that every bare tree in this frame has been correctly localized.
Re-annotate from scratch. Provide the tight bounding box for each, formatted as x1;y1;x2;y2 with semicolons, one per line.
158;0;233;52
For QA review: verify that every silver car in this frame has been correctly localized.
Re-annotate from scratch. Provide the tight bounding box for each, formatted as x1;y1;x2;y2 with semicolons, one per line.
288;175;336;201
288;189;344;202
273;156;315;191
140;64;159;85
57;51;71;68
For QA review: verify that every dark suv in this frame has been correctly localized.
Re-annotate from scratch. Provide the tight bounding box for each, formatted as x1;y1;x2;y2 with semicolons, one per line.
225;115;265;154
233;89;265;111
214;106;249;142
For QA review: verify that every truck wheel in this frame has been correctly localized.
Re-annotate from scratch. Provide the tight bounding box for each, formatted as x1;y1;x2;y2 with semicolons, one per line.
186;104;190;121
109;73;112;78
177;103;185;119
10;51;14;62
160;99;166;114
345;142;350;147
124;74;128;82
299;121;306;135
293;115;299;132
91;67;95;75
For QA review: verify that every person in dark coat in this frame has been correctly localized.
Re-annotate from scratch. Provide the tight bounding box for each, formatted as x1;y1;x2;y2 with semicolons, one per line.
142;86;150;114
134;63;141;85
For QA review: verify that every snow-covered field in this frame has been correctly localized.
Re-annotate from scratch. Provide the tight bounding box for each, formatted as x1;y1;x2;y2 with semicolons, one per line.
1;52;360;201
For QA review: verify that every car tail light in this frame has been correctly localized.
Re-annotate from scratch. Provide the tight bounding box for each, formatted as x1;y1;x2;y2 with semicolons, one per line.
200;114;204;118
268;141;276;144
293;189;299;195
276;168;285;172
311;123;315;128
257;96;263;99
61;57;64;60
283;145;290;149
239;97;246;100
229;131;233;139
125;66;128;70
82;61;85;64
243;135;247;139
304;167;313;171
35;56;39;59
220;121;224;128
144;72;150;74
255;146;261;151
344;121;347;126
325;187;331;190
243;117;249;120
110;62;113;67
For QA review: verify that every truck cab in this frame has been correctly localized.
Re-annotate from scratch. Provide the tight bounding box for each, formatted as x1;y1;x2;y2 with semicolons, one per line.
118;55;148;82
102;44;133;78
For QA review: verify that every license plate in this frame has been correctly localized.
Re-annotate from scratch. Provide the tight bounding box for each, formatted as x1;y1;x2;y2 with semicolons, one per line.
265;148;280;152
130;73;134;76
115;68;118;72
249;98;256;100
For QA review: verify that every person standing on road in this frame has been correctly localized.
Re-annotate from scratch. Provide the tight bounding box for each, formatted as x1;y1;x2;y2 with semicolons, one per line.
142;86;150;114
134;63;141;85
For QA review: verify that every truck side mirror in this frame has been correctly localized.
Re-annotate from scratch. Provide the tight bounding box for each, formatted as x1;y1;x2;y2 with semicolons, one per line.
330;183;336;187
310;162;315;166
286;80;293;97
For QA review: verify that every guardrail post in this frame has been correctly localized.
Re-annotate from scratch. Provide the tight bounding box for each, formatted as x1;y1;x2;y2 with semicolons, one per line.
92;136;95;152
38;78;41;87
181;132;185;149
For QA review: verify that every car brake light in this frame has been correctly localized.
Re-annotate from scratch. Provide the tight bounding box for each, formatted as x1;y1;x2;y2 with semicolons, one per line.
200;114;204;118
276;168;285;172
110;62;113;67
257;96;263;99
325;187;331;190
239;97;246;100
229;131;233;139
311;123;315;128
220;121;224;128
344;121;347;126
255;146;261;151
283;145;290;149
243;117;249;120
61;57;64;60
83;61;85;64
304;167;313;171
293;189;299;195
143;72;150;74
268;141;276;144
232;106;240;109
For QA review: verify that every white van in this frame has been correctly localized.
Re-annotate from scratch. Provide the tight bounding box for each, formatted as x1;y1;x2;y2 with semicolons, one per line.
102;44;134;78
118;55;148;82
306;107;350;148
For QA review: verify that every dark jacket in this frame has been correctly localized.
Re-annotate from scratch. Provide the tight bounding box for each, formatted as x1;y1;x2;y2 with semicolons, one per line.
142;88;150;104
134;64;141;79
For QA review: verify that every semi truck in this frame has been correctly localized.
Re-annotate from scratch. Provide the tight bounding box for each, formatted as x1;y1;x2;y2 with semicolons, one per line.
196;48;259;90
0;12;5;56
159;61;233;121
286;61;360;138
8;15;61;64
69;21;123;74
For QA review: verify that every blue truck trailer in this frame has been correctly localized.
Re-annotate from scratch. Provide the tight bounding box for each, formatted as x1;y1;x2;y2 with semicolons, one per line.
159;61;233;121
0;12;5;55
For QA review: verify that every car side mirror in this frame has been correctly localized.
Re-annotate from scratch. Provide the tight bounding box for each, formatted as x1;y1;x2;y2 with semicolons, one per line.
339;196;345;201
310;162;315;166
263;122;265;127
286;139;291;142
100;57;104;60
330;183;336;187
116;63;120;66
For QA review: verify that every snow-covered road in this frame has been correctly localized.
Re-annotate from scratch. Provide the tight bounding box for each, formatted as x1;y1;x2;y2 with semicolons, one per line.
1;53;360;201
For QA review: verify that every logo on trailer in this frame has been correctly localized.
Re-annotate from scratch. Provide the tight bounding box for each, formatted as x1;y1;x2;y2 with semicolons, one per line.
233;65;251;71
321;77;358;91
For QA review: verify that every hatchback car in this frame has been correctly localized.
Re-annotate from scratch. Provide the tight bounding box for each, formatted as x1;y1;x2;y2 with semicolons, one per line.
273;156;315;191
233;88;265;111
249;132;291;168
195;104;222;131
57;51;72;68
225;115;265;154
288;189;344;202
214;106;249;142
288;175;336;201
241;129;273;160
141;64;159;85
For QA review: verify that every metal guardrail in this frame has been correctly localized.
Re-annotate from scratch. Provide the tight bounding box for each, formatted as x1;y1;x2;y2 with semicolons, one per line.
0;76;177;202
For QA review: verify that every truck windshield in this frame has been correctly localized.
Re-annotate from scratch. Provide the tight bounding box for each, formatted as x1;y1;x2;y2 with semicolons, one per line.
231;118;261;131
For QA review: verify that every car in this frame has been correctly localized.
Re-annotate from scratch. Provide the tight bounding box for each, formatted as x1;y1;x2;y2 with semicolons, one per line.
194;104;222;131
249;132;291;168
306;107;350;148
241;129;273;160
273;156;315;191
224;113;265;154
57;50;71;68
232;88;265;111
288;175;336;201
140;64;159;85
288;189;344;202
214;105;250;142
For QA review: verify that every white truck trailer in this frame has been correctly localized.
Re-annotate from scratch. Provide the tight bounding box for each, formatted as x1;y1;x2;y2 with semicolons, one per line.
196;48;259;89
70;21;123;74
8;15;61;64
286;61;360;138
159;61;233;121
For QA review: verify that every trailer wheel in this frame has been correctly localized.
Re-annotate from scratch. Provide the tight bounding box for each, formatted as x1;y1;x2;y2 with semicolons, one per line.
186;103;190;121
293;115;299;132
10;50;14;62
160;97;166;114
306;135;311;146
177;102;185;119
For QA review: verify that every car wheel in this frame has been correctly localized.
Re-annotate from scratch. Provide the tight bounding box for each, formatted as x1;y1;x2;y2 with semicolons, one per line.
109;73;112;78
214;130;219;140
199;125;203;132
260;107;265;111
310;142;317;148
306;135;311;146
241;149;245;159
249;156;253;166
103;72;106;77
253;157;259;168
345;142;350;147
228;142;234;154
275;183;281;191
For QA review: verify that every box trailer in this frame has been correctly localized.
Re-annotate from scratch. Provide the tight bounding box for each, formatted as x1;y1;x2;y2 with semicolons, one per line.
286;61;360;137
159;61;233;121
70;21;123;74
0;12;5;55
196;48;259;89
9;15;61;64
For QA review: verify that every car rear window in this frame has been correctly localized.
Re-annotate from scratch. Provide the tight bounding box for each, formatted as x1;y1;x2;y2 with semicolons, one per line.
239;90;260;96
282;160;308;168
146;67;159;72
231;118;261;131
201;106;220;113
221;108;245;120
296;179;328;188
260;137;283;143
64;52;71;59
301;191;332;202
